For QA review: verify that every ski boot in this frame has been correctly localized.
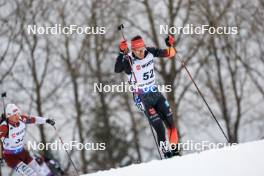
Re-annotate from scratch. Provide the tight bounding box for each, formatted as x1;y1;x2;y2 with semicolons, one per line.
163;151;173;158
162;147;173;159
170;143;181;157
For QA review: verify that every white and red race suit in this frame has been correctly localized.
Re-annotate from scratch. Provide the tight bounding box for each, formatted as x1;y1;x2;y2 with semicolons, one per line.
0;114;48;176
0;115;47;154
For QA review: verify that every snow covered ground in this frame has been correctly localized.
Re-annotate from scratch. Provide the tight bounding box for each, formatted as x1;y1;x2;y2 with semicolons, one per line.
83;140;264;176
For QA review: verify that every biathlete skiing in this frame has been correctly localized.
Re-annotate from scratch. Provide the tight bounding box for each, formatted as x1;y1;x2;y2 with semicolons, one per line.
0;103;55;176
114;33;180;158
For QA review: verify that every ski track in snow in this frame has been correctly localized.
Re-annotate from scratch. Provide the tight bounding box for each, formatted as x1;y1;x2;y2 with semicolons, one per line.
82;140;264;176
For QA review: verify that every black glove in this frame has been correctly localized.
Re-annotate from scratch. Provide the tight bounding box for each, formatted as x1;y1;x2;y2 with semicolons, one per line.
46;119;55;126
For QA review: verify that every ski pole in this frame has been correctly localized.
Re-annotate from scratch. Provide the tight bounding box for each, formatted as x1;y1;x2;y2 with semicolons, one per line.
117;24;127;41
175;53;230;143
52;125;79;176
118;24;163;159
143;111;163;160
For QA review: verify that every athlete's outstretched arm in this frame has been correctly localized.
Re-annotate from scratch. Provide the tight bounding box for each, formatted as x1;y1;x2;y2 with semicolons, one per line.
21;115;55;126
146;47;176;58
146;35;176;58
21;114;47;124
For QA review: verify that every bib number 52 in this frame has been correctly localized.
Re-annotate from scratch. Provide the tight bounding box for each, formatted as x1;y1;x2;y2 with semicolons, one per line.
143;69;154;80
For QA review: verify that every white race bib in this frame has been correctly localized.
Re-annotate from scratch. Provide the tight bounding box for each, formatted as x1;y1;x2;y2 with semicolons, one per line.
3;122;25;151
127;52;156;89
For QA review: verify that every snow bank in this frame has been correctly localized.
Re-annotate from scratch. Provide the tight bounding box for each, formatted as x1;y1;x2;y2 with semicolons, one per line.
83;140;264;176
